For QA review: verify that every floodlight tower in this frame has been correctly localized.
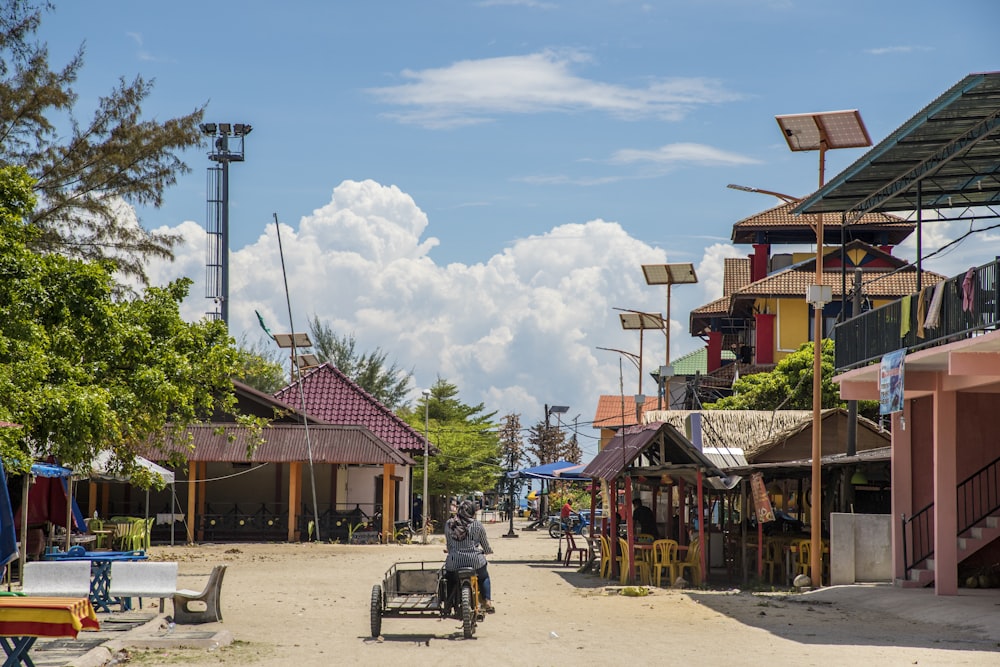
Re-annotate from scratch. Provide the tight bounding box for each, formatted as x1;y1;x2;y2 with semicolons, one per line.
202;122;252;326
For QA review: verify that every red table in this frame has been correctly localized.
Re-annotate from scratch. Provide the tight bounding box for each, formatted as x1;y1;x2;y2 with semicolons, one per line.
0;596;99;666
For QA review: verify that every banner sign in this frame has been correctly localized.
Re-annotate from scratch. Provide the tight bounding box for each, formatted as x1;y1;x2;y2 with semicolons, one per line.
750;472;775;524
880;348;906;415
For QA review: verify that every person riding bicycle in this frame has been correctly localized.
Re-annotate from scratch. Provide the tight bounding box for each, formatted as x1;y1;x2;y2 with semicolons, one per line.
445;500;495;613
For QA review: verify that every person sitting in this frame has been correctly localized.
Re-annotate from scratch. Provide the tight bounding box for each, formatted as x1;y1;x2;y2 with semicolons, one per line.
560;498;573;526
445;500;495;612
632;498;660;539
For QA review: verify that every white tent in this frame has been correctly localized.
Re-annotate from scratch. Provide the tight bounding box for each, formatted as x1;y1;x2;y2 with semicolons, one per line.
77;452;181;546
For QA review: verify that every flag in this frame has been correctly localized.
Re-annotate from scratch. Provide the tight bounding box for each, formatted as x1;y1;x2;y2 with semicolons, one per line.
255;310;274;340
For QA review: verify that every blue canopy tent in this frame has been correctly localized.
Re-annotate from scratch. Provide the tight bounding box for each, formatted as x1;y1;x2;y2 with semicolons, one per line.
507;461;590;530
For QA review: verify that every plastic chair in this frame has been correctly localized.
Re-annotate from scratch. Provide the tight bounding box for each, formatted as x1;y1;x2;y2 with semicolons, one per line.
562;530;588;568
762;539;782;584
173;564;226;624
618;538;651;585
597;534;612;579
677;538;702;586
794;539;811;578
651;539;679;587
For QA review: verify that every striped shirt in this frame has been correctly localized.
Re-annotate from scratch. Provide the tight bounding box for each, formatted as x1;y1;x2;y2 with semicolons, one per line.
444;520;492;571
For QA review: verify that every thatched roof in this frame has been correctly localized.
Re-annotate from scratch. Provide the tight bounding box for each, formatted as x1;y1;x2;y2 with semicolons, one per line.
640;408;887;460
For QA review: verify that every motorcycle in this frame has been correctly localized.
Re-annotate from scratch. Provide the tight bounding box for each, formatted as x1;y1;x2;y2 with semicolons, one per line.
547;511;590;538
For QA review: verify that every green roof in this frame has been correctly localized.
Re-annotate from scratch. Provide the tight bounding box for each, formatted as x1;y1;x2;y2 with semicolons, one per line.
667;347;735;376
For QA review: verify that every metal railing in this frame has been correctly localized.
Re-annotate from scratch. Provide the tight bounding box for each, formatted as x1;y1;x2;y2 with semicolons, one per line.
958;455;1000;535
834;259;1000;372
901;503;934;580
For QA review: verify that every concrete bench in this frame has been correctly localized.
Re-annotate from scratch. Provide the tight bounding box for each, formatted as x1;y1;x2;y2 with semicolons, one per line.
22;561;91;598
108;561;178;612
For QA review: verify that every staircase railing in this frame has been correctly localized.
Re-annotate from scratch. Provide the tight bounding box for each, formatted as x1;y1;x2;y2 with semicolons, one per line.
957;454;1000;535
901;503;934;580
902;455;1000;580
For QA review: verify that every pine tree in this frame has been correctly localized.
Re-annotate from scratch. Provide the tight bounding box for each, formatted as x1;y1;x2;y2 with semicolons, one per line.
0;1;206;282
308;315;412;409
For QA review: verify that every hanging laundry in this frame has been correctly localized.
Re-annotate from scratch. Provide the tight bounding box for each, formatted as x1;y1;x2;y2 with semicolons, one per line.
924;280;946;329
962;267;976;313
915;286;929;339
900;294;912;338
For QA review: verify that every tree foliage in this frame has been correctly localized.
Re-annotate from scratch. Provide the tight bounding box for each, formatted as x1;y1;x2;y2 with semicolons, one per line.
232;334;287;395
309;315;412;409
707;340;878;419
525;421;567;466
0;1;206;282
0;165;253;484
397;378;500;501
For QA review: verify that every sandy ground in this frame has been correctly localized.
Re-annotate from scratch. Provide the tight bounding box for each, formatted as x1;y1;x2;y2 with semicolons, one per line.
122;517;1000;667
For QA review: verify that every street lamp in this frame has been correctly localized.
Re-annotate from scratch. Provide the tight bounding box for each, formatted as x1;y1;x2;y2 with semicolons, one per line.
422;388;431;544
616;308;665;398
641;263;698;409
775;109;871;587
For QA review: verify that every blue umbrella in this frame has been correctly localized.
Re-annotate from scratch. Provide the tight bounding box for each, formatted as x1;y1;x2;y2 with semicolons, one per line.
0;460;18;568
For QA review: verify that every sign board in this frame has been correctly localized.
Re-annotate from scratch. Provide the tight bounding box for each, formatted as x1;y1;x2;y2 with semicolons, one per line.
879;348;906;415
750;472;775;524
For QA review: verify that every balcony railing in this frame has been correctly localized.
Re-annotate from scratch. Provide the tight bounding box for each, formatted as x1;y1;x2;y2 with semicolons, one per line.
834;259;1000;372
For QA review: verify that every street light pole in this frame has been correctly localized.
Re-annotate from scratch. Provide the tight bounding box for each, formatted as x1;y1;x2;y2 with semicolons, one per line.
422;389;431;544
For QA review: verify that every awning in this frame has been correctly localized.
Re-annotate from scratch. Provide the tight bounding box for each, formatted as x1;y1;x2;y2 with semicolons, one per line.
506;460;589;481
29;462;73;478
79;451;175;485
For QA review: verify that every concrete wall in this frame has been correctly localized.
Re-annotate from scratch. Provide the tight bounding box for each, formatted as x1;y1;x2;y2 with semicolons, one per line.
830;513;892;584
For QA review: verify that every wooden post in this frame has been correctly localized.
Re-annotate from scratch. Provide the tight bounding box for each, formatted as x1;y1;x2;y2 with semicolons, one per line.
197;462;207;542
382;464;395;542
186;464;197;544
87;481;98;519
288;462;302;542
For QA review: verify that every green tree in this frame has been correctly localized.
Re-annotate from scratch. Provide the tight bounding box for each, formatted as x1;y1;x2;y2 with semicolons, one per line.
233;334;287;395
398;378;500;519
308;315;412;409
525;421;566;466
708;340;878;419
0;1;206;282
0;165;255;484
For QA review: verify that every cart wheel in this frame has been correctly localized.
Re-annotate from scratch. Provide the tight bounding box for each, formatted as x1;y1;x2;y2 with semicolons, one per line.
370;585;383;638
460;584;475;639
548;522;562;539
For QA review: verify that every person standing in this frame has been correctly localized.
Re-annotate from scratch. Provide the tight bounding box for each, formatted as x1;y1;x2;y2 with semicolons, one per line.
445;500;495;612
632;498;660;539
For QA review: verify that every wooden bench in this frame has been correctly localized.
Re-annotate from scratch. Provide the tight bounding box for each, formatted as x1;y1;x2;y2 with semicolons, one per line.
22;561;91;598
108;561;178;612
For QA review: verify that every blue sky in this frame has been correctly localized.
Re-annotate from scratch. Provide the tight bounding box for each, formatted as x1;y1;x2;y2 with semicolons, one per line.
39;1;998;460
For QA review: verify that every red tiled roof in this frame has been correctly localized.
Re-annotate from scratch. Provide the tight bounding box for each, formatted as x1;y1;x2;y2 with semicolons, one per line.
724;257;751;296
733;266;944;300
731;201;914;244
593;395;664;429
273;364;428;454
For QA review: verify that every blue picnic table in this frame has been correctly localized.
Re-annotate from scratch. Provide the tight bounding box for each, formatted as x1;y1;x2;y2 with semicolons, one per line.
43;547;148;612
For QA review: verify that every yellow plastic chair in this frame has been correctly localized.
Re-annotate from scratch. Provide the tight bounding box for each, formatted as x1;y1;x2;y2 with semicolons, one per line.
618;538;651;585
762;538;782;584
597;534;613;579
677;538;702;586
794;539;812;578
85;518;106;549
651;539;679;587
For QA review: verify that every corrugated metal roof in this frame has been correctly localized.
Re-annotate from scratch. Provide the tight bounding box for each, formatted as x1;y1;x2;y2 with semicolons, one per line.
274;364;428;454
582;422;725;482
151;424;415;465
796;72;1000;217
